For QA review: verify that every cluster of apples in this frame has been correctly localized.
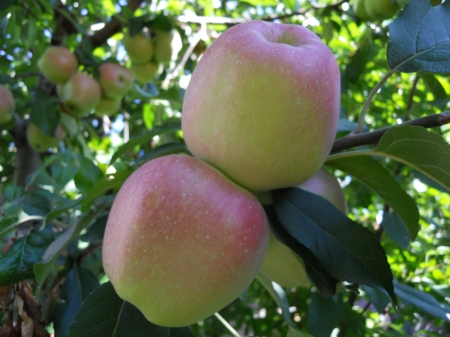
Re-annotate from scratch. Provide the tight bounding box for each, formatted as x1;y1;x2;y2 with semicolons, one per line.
103;20;344;327
353;0;399;21
122;28;181;83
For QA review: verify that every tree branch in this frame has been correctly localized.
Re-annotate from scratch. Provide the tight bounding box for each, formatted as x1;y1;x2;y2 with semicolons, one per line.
331;111;450;154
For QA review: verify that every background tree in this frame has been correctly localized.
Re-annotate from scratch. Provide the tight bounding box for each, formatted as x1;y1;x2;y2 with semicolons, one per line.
0;0;449;336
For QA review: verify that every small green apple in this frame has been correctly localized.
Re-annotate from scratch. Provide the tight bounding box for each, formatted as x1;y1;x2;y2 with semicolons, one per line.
154;29;182;65
130;61;163;84
103;154;269;327
122;32;154;64
27;123;65;153
0;85;15;124
98;63;134;99
38;46;78;84
353;0;370;21
259;169;347;288
365;0;399;20
59;73;102;118
94;97;122;117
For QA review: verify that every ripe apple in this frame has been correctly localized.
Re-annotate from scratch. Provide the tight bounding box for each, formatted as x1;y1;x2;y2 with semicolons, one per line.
103;154;269;327
182;20;341;191
0;85;15;124
27;123;66;153
37;46;78;84
130;61;163;84
154;29;182;65
94;97;121;117
98;63;134;99
259;169;347;288
59;73;102;118
122;32;154;64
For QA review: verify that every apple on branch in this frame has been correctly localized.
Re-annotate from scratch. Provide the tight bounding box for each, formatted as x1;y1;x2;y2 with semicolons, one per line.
130;61;163;84
0;85;15;124
103;154;269;327
98;63;134;99
122;31;154;64
27;123;66;153
182;20;341;191
38;46;78;84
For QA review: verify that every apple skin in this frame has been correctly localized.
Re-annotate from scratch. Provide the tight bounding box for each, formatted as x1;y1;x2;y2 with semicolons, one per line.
365;0;399;20
0;85;15;124
154;29;182;65
259;169;347;288
182;20;340;192
94;97;121;117
122;32;154;64
59;73;102;118
103;154;269;327
27;123;65;153
98;63;134;99
130;61;163;84
37;46;78;84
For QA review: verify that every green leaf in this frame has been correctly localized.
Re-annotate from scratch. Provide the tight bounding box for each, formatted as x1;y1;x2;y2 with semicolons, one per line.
51;151;80;187
43;196;85;228
54;266;100;337
288;327;314;337
388;0;450;73
307;293;343;337
67;282;195;337
80;216;107;242
326;155;419;240
0;227;54;286
30;89;60;137
362;286;390;313
74;155;104;193
109;122;181;165
81;170;132;212
346;30;372;82
394;280;450;322
272;188;396;303
419;73;448;108
381;212;410;249
134;143;189;166
241;0;277;6
0;0;17;11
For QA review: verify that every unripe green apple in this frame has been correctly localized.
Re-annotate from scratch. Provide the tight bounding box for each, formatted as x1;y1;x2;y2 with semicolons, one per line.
353;0;370;21
103;154;269;327
154;29;182;65
27;123;66;153
182;21;341;191
59;73;102;118
94;97;121;117
365;0;399;20
0;85;15;124
37;46;78;84
259;169;347;288
130;61;163;84
122;32;154;64
98;63;134;99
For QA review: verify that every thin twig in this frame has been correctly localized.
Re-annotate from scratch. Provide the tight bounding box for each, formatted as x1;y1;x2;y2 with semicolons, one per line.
214;312;241;337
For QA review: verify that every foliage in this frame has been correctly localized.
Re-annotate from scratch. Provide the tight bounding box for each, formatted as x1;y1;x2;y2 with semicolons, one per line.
0;0;449;336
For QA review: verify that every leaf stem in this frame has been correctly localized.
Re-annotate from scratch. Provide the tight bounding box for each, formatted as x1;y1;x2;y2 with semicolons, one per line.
354;69;396;134
214;312;241;337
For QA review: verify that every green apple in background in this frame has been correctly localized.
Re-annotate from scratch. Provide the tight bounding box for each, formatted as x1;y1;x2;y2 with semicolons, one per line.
258;169;348;288
94;97;121;117
59;73;102;118
27;123;66;153
103;154;269;327
182;20;341;191
353;0;370;21
130;61;163;84
365;0;399;20
154;29;182;65
38;46;78;84
122;31;154;64
0;85;15;124
98;63;134;99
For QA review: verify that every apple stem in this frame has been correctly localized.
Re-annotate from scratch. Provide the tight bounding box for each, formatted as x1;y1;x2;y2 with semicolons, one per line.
214;312;241;337
353;69;396;135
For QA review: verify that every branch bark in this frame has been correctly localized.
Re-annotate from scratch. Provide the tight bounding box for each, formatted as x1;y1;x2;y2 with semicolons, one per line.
331;111;450;154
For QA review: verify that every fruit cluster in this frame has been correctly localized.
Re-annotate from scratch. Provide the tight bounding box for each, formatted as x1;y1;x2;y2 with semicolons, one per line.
353;0;399;21
103;20;344;327
122;28;182;84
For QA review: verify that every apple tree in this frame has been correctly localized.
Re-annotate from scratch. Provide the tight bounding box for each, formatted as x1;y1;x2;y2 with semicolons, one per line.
0;0;449;336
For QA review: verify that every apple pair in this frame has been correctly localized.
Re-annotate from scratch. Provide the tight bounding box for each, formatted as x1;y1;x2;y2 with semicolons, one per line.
103;20;341;327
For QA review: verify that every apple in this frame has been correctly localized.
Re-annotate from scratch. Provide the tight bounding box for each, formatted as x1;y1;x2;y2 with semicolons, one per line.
259;169;348;288
365;0;399;20
103;154;269;327
37;46;78;84
94;97;121;117
27;123;66;153
59;73;102;118
122;32;154;64
0;85;15;124
353;0;370;21
182;20;341;192
98;63;134;99
154;29;182;65
130;61;163;84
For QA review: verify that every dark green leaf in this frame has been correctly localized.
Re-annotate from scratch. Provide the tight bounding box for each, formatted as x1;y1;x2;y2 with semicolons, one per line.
381;212;410;249
51;151;80;187
419;73;448;109
74;155;104;193
388;0;450;73
54;266;100;337
308;293;343;337
272;188;396;303
80;215;107;242
67;282;195;337
0;227;54;286
362;286;390;313
30;89;60;137
43;196;85;228
346;30;372;82
326;155;419;240
0;0;18;12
